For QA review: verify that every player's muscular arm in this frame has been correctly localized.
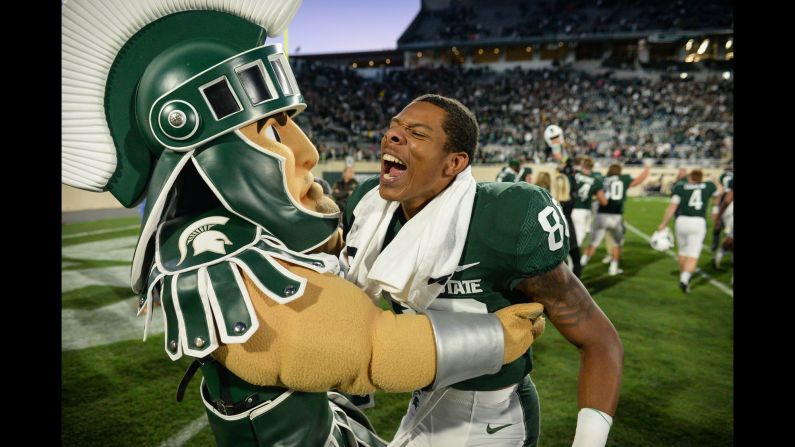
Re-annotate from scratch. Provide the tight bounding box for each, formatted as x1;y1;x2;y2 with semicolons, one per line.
629;166;650;187
719;190;733;216
515;263;623;416
595;190;608;206
658;201;678;231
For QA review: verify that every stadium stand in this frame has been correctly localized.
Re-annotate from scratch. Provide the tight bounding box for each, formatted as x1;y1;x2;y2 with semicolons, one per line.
291;61;733;167
398;0;732;44
286;0;733;170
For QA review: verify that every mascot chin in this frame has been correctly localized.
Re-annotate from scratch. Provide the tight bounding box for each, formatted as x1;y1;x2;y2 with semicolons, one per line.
62;1;545;444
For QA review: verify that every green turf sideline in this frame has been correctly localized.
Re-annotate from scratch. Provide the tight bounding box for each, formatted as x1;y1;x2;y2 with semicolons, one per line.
157;415;208;447
624;222;733;297
63;224;140;240
62;285;138;310
62;298;164;351
62;337;208;447
61;216;140;235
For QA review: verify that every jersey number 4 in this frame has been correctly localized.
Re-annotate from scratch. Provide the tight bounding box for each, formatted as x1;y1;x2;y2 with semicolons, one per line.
688;190;703;210
538;203;570;251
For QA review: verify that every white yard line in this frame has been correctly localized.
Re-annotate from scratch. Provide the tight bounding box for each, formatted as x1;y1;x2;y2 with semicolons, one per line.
62;224;140;240
624;222;733;298
62;265;131;293
157;415;209;447
62;298;164;351
62;235;138;262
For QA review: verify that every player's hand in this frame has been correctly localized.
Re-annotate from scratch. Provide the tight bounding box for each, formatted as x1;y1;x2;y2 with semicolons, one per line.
657;223;666;231
495;303;545;364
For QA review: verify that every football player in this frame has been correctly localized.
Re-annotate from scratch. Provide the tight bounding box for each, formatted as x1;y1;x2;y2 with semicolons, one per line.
572;157;608;249
713;184;734;272
710;163;734;251
581;163;650;276
343;95;623;447
657;170;723;292
496;159;521;182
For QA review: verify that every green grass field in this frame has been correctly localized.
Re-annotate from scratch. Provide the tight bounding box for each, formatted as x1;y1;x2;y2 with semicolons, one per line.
61;197;733;446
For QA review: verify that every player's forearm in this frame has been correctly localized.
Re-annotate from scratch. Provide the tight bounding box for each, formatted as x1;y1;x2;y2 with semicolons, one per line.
595;192;608;206
659;203;677;228
718;191;733;216
577;330;624;416
631;167;650;186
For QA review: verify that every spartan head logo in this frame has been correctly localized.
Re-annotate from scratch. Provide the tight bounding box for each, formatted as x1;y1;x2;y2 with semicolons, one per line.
177;216;233;265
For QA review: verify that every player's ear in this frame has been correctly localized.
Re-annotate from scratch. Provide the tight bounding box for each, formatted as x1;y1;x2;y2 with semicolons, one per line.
444;152;469;177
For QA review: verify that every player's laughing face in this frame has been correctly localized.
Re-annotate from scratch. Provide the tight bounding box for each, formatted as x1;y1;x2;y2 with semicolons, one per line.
379;101;460;217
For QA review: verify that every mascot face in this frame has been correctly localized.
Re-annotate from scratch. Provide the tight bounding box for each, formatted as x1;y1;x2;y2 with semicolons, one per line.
238;114;340;215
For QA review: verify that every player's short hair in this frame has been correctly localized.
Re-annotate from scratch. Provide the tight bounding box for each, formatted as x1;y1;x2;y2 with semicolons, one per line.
573;156;584;167
412;94;479;164
689;169;703;182
582;156;595;170
607;163;622;177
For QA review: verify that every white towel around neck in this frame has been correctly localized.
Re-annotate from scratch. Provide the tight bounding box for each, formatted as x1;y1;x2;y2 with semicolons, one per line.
343;166;477;310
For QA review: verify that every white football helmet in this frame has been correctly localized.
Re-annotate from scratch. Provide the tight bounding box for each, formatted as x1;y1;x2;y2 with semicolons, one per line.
544;124;564;147
650;228;674;252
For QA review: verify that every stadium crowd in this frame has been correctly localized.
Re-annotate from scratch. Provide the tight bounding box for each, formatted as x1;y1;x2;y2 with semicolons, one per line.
292;61;733;165
401;0;734;42
402;0;732;43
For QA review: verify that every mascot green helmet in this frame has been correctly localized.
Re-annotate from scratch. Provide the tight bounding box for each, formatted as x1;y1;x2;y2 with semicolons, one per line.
62;0;339;292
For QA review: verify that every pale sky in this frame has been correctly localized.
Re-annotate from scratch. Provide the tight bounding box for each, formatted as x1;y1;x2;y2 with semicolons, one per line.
269;0;422;55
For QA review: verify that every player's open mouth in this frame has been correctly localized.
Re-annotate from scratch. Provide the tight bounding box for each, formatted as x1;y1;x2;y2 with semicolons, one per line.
381;153;407;182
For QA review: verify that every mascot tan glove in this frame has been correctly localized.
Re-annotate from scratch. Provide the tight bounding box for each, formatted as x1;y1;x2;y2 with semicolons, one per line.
495;302;546;364
217;263;546;395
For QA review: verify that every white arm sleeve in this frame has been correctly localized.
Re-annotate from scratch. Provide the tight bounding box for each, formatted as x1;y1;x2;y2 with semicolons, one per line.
670;194;681;204
572;408;613;447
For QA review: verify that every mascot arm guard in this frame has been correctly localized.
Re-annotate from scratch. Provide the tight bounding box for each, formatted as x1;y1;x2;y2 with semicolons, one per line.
214;262;545;394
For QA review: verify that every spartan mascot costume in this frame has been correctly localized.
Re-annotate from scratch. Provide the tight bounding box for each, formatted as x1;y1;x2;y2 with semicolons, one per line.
62;0;546;445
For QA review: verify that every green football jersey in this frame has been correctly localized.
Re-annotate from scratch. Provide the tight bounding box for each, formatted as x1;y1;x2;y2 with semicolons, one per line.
671;179;686;195
344;177;569;391
517;167;533;183
598;174;632;214
671;179;686;216
720;171;734;192
496;167;518;182
573;172;603;209
672;181;718;218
